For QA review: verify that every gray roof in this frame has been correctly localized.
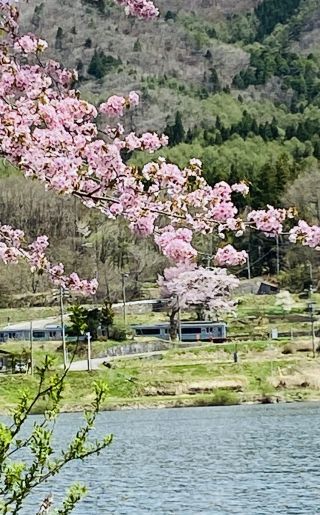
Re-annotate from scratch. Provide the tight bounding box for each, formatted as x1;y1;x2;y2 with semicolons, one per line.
132;321;226;328
0;317;62;332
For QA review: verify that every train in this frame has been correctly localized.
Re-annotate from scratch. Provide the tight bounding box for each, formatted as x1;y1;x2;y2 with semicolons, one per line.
132;321;227;342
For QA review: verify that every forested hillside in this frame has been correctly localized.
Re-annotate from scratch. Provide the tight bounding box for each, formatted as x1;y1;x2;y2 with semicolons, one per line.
1;0;320;304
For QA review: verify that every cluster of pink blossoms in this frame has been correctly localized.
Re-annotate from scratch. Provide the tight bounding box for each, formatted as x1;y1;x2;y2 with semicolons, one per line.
159;265;239;314
155;226;197;264
123;132;168;152
14;34;48;54
115;0;159;18
214;245;248;267
247;206;288;236
0;225;98;295
289;221;320;249
99;91;139;117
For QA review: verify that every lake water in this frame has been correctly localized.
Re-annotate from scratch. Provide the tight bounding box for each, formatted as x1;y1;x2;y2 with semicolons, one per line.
18;403;320;514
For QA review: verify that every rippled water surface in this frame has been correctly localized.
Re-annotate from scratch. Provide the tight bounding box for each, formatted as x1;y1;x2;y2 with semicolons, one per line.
20;403;320;514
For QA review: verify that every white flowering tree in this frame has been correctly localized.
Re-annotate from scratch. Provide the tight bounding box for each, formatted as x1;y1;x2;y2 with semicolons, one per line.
159;265;239;339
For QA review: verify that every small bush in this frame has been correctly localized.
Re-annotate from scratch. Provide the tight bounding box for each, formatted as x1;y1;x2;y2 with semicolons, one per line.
282;344;295;355
88;49;121;79
110;325;126;342
193;390;240;407
97;335;108;342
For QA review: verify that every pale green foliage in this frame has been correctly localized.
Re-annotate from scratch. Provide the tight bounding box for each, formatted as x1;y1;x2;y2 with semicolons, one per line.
55;484;87;514
0;357;112;514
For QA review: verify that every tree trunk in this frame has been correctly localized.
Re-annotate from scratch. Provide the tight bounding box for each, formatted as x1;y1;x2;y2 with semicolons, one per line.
196;307;205;321
169;307;179;341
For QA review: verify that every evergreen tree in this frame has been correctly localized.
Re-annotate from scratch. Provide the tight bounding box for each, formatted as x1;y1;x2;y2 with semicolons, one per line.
313;139;320;159
55;27;63;50
185;128;193;143
166;111;185;146
285;124;296;139
207;68;221;94
164;10;177;22
88;49;121;79
97;0;105;13
84;38;92;49
239;110;253;137
232;74;245;89
88;49;105;79
133;39;142;52
215;115;223;131
255;0;302;40
251;119;259;135
101;300;114;338
275;154;292;198
296;122;309;142
215;131;223;145
221;126;230;141
270;117;279;139
86;308;101;341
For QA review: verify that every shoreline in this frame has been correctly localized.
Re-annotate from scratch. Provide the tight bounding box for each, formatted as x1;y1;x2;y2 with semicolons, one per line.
28;390;320;415
1;386;319;416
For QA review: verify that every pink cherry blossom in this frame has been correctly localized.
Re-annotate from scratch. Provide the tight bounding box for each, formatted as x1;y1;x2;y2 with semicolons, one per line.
231;182;250;196
159;265;239;314
128;91;139;106
14;35;48;54
115;0;159;18
130;215;155;236
99;96;125;117
289;221;320;249
155;226;197;264
214;245;248;267
139;132;168;152
247;206;287;236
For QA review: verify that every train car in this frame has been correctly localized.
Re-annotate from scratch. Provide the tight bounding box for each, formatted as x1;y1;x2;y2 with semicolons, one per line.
132;321;227;342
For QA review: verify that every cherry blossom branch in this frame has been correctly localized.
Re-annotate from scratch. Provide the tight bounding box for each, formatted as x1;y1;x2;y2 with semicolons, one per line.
0;226;98;294
0;0;318;282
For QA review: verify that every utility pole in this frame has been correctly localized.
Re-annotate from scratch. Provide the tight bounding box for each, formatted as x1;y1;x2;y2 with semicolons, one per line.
247;253;251;280
59;286;67;370
86;332;92;372
276;235;280;275
307;261;313;297
121;273;129;327
29;321;34;376
308;301;316;358
177;296;182;343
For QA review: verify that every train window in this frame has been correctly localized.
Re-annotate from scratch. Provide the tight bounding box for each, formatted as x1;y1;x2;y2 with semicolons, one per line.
33;331;45;339
181;327;201;334
141;328;160;335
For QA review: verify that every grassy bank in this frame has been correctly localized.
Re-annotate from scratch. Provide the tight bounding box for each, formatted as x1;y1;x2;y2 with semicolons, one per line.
1;338;320;413
1;293;320;413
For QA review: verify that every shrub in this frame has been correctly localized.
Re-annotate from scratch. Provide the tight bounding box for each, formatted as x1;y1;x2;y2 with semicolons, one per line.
110;324;126;341
194;390;240;407
88;49;122;78
282;344;295;354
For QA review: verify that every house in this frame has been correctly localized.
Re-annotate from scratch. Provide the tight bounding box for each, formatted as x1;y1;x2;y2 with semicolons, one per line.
257;281;279;295
235;278;279;295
